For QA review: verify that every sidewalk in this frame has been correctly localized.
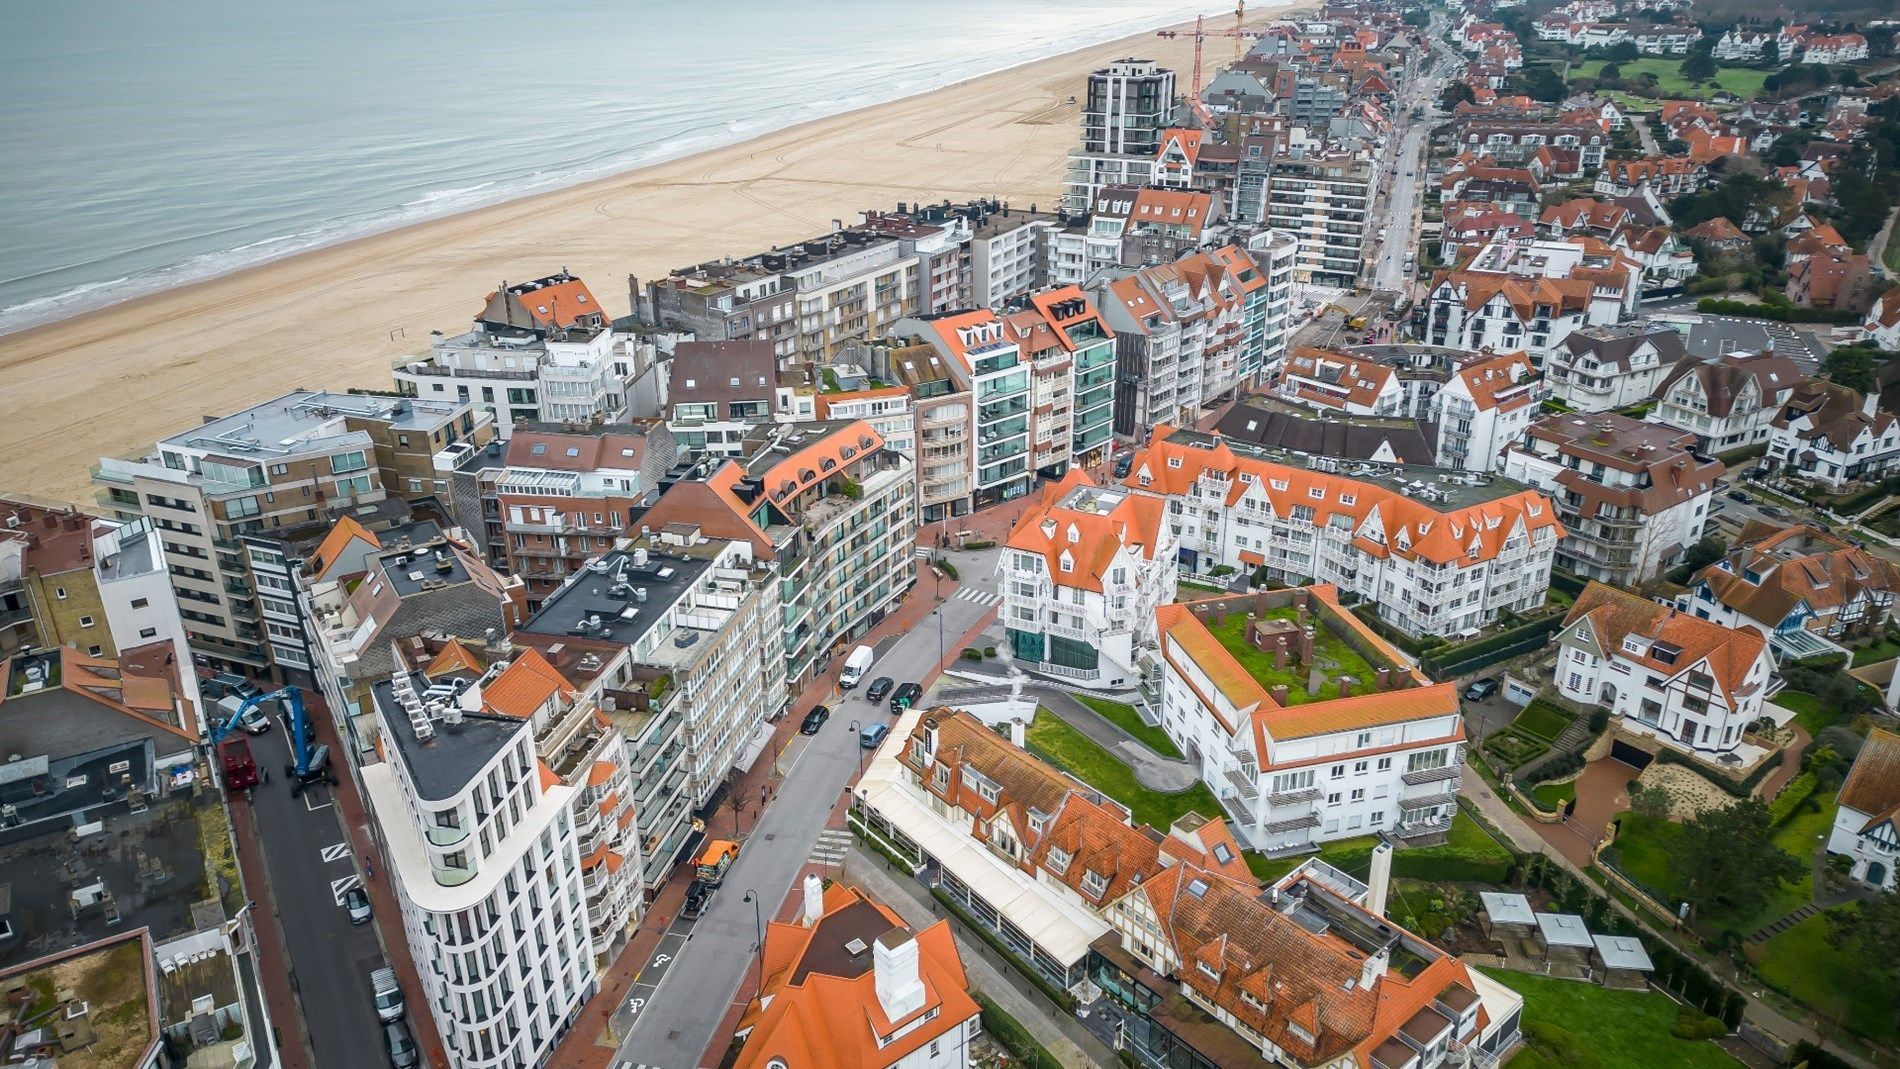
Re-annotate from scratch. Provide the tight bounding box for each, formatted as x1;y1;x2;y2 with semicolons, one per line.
225;800;311;1069
543;557;1000;1069
842;845;1114;1069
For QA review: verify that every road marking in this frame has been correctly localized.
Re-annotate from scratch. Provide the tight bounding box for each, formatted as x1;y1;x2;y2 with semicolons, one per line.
330;874;361;906
809;828;852;867
302;785;333;812
951;588;1001;607
319;842;351;863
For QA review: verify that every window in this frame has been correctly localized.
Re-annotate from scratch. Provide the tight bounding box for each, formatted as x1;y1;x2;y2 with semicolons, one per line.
1407;749;1448;772
1377;757;1392;771
79;616;95;628
55;587;67;600
1327;792;1342;806
1082;869;1108;898
1330;764;1345;779
1350;788;1365;802
138;627;158;639
1047;847;1072;874
130;598;149;609
329;451;368;474
87;645;102;657
1352;761;1368;775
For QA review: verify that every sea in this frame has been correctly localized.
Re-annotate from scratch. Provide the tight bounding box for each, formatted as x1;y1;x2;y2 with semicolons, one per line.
0;0;1221;334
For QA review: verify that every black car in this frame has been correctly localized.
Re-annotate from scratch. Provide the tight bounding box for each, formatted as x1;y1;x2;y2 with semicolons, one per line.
1760;504;1790;519
800;704;831;735
1113;453;1133;478
1462;677;1500;702
889;682;923;713
865;677;895;702
1726;490;1751;503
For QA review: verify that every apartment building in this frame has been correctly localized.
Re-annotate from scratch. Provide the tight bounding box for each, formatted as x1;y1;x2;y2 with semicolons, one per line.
1021;286;1118;472
666;340;780;458
734;879;980;1069
1129;427;1562;638
0;500;109;659
1647;350;1800;453
1424;238;1638;367
491;423;676;605
360;648;597;1069
816;385;916;466
1001;471;1176;688
1555;582;1778;763
1065;59;1179;211
902;312;1036;507
92;390;492;680
1767;381;1900;490
511;533;785;902
1265;152;1374;288
882;342;974;523
1505;413;1722;586
1093;245;1281;437
1153;588;1467;851
394;272;666;437
1087;186;1222;275
1681;522;1899;659
1546;324;1686;411
635;420;915;686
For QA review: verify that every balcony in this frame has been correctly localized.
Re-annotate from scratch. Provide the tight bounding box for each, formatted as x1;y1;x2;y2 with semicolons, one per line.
1263;812;1322;834
426;822;470;848
1224;768;1258;800
1268;787;1323;804
1401;765;1461;787
433;859;477;887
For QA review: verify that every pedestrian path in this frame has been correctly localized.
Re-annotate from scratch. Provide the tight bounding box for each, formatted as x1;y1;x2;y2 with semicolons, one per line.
1748;902;1821;944
809;828;852;868
951;588;1001;607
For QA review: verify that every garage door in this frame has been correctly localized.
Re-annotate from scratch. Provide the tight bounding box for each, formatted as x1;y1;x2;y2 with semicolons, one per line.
1610;740;1653;771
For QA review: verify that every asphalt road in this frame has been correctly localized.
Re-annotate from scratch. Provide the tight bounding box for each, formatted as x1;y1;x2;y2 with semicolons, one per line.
610;563;1003;1069
1371;122;1428;294
242;714;389;1067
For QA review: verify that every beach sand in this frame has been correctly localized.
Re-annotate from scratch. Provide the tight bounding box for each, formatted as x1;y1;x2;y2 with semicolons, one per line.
0;13;1291;505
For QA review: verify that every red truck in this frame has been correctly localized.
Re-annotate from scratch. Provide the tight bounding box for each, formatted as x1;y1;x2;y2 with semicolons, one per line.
219;736;264;793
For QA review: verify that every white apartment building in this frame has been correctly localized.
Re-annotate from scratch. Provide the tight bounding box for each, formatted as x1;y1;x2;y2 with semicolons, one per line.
1247;230;1300;383
1064;59;1178;211
362;649;597;1069
966;208;1060;310
1710;29;1772;61
1152;590;1468;852
92;517;204;722
1437;350;1546;473
1648;350;1801;453
817;386;916;463
1505;413;1722;587
1424;238;1639;368
1266;152;1375;289
1556;582;1779;763
1130;428;1562;638
1767;381;1900;490
902;313;1036;508
1546;325;1687;411
1001;471;1177;688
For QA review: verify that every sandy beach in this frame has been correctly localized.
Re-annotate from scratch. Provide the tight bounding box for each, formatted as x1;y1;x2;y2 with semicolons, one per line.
0;12;1296;505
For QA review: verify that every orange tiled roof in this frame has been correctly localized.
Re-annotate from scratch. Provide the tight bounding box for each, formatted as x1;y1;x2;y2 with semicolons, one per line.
1562;582;1767;709
307;514;378;580
1005;469;1169;594
1282;347;1397;411
481;646;575;718
1838;728;1900;833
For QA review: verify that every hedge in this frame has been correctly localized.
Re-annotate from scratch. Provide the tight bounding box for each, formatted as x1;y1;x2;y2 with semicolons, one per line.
1547;570;1587;598
1694;297;1860;324
975;993;1059;1068
1652;745;1783;799
938;559;959;580
1354;605;1440;655
1766;771;1819;825
1420;612;1567;677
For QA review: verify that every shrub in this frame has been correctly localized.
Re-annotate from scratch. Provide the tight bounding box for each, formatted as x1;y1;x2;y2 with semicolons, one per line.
938;560;959;581
1670;1009;1727;1040
961;648;983;661
1587;709;1609;734
1534;750;1585;783
961;539;996;550
982;646;996;659
1766;771;1819;825
1694;297;1859;324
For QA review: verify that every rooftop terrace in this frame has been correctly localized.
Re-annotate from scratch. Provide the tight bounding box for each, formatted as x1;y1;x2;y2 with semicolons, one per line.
0;933;156;1069
1205;605;1382;706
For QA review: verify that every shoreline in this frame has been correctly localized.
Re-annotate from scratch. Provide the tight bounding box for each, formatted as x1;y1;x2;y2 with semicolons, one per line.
0;5;1293;504
0;6;1234;338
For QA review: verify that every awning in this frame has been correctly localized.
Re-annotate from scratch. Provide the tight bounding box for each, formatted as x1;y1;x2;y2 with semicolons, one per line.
1480;891;1534;927
1592;934;1653;971
1238;550;1265;566
732;722;775;774
1534;912;1593;948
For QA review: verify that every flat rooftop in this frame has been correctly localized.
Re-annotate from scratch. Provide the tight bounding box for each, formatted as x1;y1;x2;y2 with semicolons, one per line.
377;539;471;598
790;898;902;986
1055;485;1128;516
0;932;156;1069
1529;412;1703;466
94;526;156;582
372;672;520;802
160;390;466;461
516;549;714;647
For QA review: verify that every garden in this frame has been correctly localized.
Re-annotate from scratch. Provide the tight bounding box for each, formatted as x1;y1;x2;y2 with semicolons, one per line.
1483;968;1743;1069
1074;695;1181;759
1023;710;1222;831
1243;810;1514;886
1205;607;1380;705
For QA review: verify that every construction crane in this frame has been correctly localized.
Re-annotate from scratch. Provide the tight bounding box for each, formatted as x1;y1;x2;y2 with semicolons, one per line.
1157;1;1267;127
207;686;336;798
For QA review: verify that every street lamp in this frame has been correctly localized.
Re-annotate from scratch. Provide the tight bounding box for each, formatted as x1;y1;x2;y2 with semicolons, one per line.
741;889;765;997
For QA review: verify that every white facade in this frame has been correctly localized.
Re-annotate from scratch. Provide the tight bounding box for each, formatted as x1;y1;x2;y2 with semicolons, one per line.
1502;435;1716;587
1767;390;1900;491
969;218;1057;310
397;326;659;438
92;517;205;724
1826;729;1900;891
1648;354;1799;453
362;662;597;1069
1546;329;1683;411
1265;153;1375;288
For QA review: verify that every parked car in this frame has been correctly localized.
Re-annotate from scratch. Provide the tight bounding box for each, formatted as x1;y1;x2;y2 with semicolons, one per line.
1463;677;1500;701
865;677;894;702
859;722;890;749
1726;490;1751;503
371;966;405;1023
800;704;831;735
1760;504;1789;519
385;1020;420;1069
207;673;262;702
1113;452;1134;479
889;682;923;713
344;885;372;925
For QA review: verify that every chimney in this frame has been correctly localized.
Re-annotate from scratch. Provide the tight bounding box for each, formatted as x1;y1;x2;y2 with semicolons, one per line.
1367;834;1394;918
1337;674;1355;698
1299;626;1316;662
1376;667;1391;691
874;929;927;1021
802;872;825;927
1270;684;1289;705
1360;941;1391;990
1009;718;1026;748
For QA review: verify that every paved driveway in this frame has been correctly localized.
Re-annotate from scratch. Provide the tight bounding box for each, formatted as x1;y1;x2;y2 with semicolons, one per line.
1528;757;1639;869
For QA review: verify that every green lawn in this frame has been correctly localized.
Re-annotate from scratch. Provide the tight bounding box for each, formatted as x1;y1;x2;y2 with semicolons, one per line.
1740;792;1837;932
1530;779;1577;810
1024;710;1222;831
1206;607;1379;705
1484;969;1743;1069
1756;907;1898;1047
1607;813;1682;901
1849;637;1900;667
1511;699;1577;743
1610;804;1828;933
1770;691;1843;736
1244;811;1512;885
1075;695;1182;759
1609;58;1769;100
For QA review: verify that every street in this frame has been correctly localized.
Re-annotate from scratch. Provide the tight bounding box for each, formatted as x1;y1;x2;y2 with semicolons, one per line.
610;557;1004;1069
1370;121;1428;294
241;711;389;1067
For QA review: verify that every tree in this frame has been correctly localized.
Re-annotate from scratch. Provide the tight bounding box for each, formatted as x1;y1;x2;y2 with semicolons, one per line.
1825;893;1900;1025
1761;38;1779;67
1440;81;1477;110
1601;62;1624;81
1515;65;1567;102
1682;50;1718;82
1606;40;1641;63
1824;345;1877;392
1668;799;1804;922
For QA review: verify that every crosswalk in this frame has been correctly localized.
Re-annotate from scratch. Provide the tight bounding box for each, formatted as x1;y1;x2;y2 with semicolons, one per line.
810;828;852;867
951;588;1001;608
913;546;934;560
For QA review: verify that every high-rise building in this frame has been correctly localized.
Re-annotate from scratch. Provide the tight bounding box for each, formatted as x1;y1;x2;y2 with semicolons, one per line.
1064;60;1178;211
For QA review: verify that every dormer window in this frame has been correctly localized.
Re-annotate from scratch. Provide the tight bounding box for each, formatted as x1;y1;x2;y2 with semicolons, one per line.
1067;524;1079;545
1196;960;1221;980
1059;553;1074;574
1047;847;1071;874
1082;870;1109;899
1167;456;1183;469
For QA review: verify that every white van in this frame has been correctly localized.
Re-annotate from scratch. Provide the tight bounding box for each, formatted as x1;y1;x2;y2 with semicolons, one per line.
839;645;875;689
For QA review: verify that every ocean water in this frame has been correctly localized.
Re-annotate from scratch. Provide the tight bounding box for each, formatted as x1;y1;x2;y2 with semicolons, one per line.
0;0;1218;333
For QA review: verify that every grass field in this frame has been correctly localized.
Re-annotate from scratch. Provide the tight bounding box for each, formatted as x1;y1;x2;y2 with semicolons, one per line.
1756;906;1898;1047
1531;779;1577;810
1511;699;1577;743
1849;637;1900;667
1244;811;1512;885
1610;800;1831;934
1024;710;1223;831
1207;607;1379;705
1485;969;1743;1069
1605;58;1770;100
1770;691;1844;736
1075;695;1182;759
